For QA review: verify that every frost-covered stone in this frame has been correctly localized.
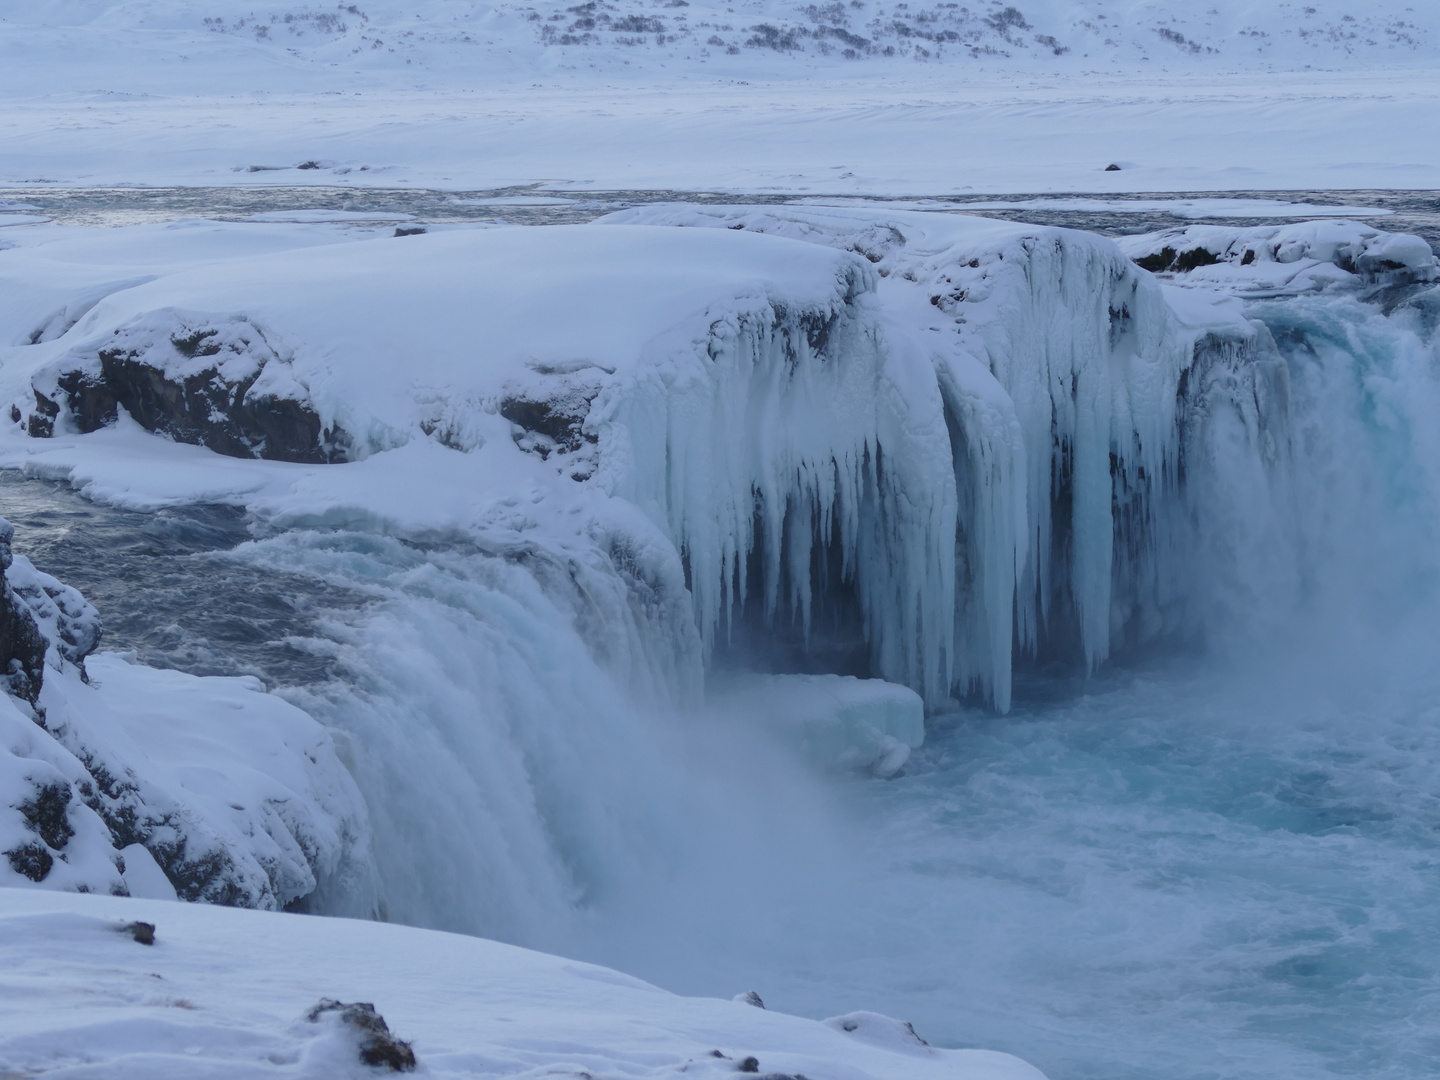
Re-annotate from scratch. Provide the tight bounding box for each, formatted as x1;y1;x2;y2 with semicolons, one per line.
1117;221;1439;293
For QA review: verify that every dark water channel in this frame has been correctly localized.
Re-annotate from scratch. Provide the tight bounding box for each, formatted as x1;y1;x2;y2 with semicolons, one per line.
3;185;1438;250
0;472;364;687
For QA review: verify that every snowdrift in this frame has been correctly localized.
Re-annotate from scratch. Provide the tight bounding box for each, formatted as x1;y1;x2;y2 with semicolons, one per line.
0;886;1045;1080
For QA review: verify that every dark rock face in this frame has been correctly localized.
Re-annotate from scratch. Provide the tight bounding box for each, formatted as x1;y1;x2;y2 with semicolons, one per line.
18;781;74;851
25;319;349;464
1133;245;1221;274
0;520;47;705
499;372;604;481
6;843;53;882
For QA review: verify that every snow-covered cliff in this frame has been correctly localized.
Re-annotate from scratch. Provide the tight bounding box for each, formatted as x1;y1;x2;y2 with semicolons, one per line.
0;515;367;907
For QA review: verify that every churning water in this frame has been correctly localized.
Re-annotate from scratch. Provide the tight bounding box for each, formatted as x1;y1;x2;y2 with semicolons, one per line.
3;260;1439;1080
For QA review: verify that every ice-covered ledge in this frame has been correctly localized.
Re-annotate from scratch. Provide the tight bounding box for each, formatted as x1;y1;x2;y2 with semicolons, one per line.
0;887;1047;1080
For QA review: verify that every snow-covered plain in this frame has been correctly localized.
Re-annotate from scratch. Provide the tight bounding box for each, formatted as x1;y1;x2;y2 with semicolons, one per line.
3;2;1440;193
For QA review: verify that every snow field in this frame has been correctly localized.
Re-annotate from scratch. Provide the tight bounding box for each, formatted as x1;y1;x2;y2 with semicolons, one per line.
0;886;1045;1080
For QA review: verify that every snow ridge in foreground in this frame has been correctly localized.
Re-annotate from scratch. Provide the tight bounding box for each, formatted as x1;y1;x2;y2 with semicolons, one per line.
0;887;1045;1080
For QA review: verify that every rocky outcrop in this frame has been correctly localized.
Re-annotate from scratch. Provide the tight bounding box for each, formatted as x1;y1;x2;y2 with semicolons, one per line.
0;520;47;705
1117;221;1439;290
22;316;349;464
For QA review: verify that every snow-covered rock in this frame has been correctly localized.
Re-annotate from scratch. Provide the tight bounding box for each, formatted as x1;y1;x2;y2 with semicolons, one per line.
0;518;47;705
2;652;369;908
0;886;1048;1080
0;517;367;907
1116;221;1440;295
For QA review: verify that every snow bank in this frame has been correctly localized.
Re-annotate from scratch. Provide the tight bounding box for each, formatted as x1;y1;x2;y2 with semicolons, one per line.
2;653;368;908
0;887;1046;1080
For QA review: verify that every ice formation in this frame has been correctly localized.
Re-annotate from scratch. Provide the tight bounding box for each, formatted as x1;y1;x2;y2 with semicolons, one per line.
604;206;1213;709
4;214;1218;712
13;212;1422;722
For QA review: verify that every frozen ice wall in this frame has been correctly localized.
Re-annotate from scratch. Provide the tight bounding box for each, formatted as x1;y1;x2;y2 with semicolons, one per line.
604;206;1206;709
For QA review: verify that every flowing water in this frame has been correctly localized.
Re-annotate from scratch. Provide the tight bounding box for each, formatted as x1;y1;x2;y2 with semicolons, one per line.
2;213;1439;1080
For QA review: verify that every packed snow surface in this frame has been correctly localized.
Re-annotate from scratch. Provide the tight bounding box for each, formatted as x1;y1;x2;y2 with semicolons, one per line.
0;887;1043;1080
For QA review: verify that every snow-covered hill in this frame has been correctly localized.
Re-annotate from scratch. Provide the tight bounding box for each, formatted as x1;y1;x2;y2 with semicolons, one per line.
6;0;1437;84
2;1;1439;193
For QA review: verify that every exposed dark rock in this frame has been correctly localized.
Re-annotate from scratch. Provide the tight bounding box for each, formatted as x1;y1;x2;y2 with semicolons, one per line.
1104;163;1122;171
122;920;156;945
26;319;349;464
0;519;47;704
94;347;338;463
1133;245;1221;273
394;226;427;237
736;990;766;1009
306;999;417;1072
18;781;74;850
5;842;53;882
739;1057;760;1073
499;392;597;456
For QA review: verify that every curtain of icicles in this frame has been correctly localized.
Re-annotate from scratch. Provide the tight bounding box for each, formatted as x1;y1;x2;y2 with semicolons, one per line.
601;240;1205;713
